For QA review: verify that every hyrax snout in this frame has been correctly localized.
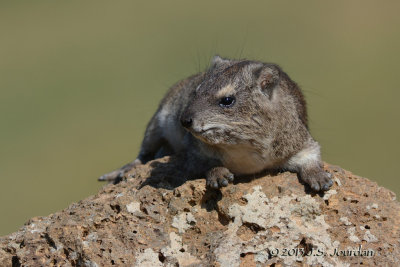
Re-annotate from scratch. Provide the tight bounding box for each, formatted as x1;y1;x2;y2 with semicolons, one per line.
100;56;333;192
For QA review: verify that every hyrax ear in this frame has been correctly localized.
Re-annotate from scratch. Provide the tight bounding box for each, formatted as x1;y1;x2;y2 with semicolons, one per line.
254;65;279;98
211;55;231;68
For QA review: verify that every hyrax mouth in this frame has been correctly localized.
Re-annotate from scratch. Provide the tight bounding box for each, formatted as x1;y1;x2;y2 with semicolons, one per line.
191;127;216;141
192;126;231;146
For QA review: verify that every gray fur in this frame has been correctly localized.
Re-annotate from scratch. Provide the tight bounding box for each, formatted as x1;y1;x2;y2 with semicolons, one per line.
99;56;333;191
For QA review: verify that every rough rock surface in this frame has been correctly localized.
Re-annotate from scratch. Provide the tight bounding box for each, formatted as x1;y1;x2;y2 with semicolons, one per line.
1;156;399;266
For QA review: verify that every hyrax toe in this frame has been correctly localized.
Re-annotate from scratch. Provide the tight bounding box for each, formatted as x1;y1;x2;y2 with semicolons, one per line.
206;167;235;189
320;172;333;191
225;172;234;182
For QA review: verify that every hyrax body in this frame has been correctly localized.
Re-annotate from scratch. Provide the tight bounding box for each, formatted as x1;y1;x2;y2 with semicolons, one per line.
100;56;333;191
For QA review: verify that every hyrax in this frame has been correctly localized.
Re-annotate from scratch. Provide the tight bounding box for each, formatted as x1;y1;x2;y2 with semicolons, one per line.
99;56;333;191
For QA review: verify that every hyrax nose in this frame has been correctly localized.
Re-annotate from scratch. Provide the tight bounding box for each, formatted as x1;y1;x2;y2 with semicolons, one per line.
180;117;193;128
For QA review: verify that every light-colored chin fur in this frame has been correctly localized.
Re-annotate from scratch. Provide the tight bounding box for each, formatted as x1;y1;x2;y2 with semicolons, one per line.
194;131;276;175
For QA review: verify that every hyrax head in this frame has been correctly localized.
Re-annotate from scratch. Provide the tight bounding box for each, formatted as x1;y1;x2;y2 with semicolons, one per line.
180;56;307;147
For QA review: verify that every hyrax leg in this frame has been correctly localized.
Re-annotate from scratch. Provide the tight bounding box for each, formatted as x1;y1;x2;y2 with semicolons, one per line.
285;141;333;191
98;116;165;181
182;145;235;189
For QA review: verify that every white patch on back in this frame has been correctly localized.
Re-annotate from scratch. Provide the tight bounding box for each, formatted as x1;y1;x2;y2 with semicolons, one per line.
157;105;185;152
157;106;170;126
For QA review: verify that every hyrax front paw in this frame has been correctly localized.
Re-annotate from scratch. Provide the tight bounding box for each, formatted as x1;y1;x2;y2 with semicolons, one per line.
206;167;234;189
301;168;333;192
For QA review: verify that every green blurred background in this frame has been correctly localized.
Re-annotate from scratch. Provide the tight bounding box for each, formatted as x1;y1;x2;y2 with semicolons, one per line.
1;1;399;236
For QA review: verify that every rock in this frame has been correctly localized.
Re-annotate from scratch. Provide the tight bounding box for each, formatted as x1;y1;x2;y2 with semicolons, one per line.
0;156;399;266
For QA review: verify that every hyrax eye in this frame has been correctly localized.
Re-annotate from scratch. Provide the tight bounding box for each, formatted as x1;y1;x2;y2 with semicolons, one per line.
219;96;235;108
